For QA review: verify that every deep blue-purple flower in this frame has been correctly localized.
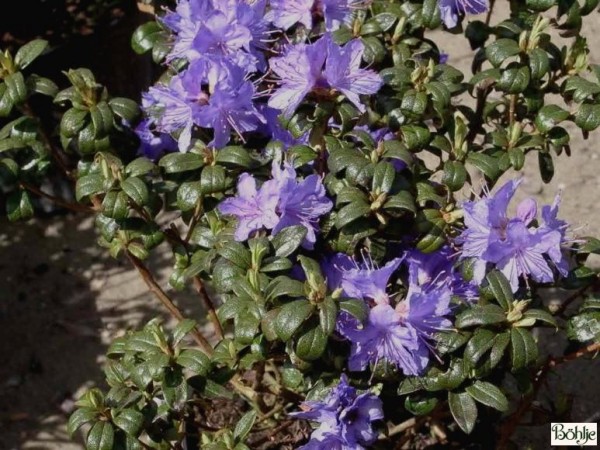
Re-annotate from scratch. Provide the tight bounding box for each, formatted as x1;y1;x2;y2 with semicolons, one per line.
291;374;383;449
271;163;333;249
458;179;569;292
195;62;264;148
266;0;359;31
323;253;402;304
218;173;280;241
268;35;382;117
134;119;177;161
438;0;488;29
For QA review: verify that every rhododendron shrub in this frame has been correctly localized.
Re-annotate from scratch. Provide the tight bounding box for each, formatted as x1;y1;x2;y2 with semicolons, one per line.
2;0;600;448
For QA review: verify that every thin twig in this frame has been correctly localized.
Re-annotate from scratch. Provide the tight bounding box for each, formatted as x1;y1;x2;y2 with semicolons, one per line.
192;276;224;340
125;251;214;355
555;278;599;316
497;342;600;448
485;0;496;26
20;182;96;213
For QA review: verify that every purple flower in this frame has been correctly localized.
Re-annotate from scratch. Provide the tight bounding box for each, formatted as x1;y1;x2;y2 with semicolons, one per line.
266;0;357;31
405;246;478;302
291;374;383;449
458;179;569;292
341;304;428;375
257;105;309;145
218;173;280;240
142;74;207;152
163;0;267;71
195;63;264;148
396;285;453;340
133;119;177;161
438;0;488;29
268;35;382;117
323;253;402;304
271;163;333;249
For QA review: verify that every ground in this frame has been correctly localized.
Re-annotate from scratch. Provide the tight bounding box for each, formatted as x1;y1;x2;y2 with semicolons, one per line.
0;2;599;449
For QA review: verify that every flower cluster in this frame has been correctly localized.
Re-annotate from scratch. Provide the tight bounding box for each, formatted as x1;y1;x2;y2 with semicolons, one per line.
291;375;383;449
458;179;569;292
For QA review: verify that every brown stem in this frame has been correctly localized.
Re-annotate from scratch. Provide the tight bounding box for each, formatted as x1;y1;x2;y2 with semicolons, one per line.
184;200;203;243
20;182;96;213
497;342;600;448
508;94;517;126
555;278;599;316
125;251;214;355
192;276;224;340
485;0;496;26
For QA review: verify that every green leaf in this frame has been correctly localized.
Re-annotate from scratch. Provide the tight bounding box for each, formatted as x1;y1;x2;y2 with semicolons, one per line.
265;276;305;299
272;225;307;258
522;309;558;328
538;151;554;183
497;66;530;93
177;181;202;211
15;39;48;69
172;319;196;346
102;191;129;220
372;161;395;194
319;297;338;336
455;304;506;328
215;146;253;168
218;241;251;269
467;153;500;180
201;165;227;194
159;152;204;173
86;421;115;450
126;157;155;177
61;108;88;138
68;408;97;436
131;22;162;54
384;191;416;214
486;270;513;311
485;39;520;67
464;329;496;368
27;75;58;97
535;105;570;133
528;48;550;80
564;76;600;103
335;201;371;228
404;395;438;416
466;381;509;412
113;409;144;436
76;174;105;201
448;391;478;434
275;300;314;342
6;190;33;221
422;0;441;28
233;410;257;442
442;160;467;192
574;103;600;131
580;236;600;254
177;349;211;376
490;332;510;368
109;98;140;122
400;89;428;118
435;331;471;354
567;312;600;342
295;323;327;360
121;177;149;206
510;328;538;371
339;299;368;321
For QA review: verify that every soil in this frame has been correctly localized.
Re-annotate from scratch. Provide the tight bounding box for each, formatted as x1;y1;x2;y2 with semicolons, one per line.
0;2;599;449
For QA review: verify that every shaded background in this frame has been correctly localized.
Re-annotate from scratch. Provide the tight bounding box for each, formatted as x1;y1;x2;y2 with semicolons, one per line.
0;1;598;448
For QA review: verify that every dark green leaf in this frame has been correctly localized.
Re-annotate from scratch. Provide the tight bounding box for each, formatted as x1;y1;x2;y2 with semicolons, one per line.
522;309;558;327
404;395;438;416
448;391;478;434
319;297;338;336
131;22;162;54
68;408;97;436
6;190;33;221
485;39;520;67
567;312;600;342
455;304;506;328
15;39;48;69
102;190;129;220
486;270;513;311
272;225;307;258
177;349;211;376
467;153;500;180
159;152;204;173
295;323;327;360
339;299;368;321
113;409;144;436
216;146;253;168
234;410;257;442
574;103;600;131
465;381;509;412
177;181;202;211
538;151;554;183
335;201;371;229
109;98;140;122
510;328;538;371
275;300;314;342
372;161;395;194
443;160;467;192
464;329;496;367
535;105;570;133
218;241;251;268
86;421;115;450
121;177;149;206
201;165;226;194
